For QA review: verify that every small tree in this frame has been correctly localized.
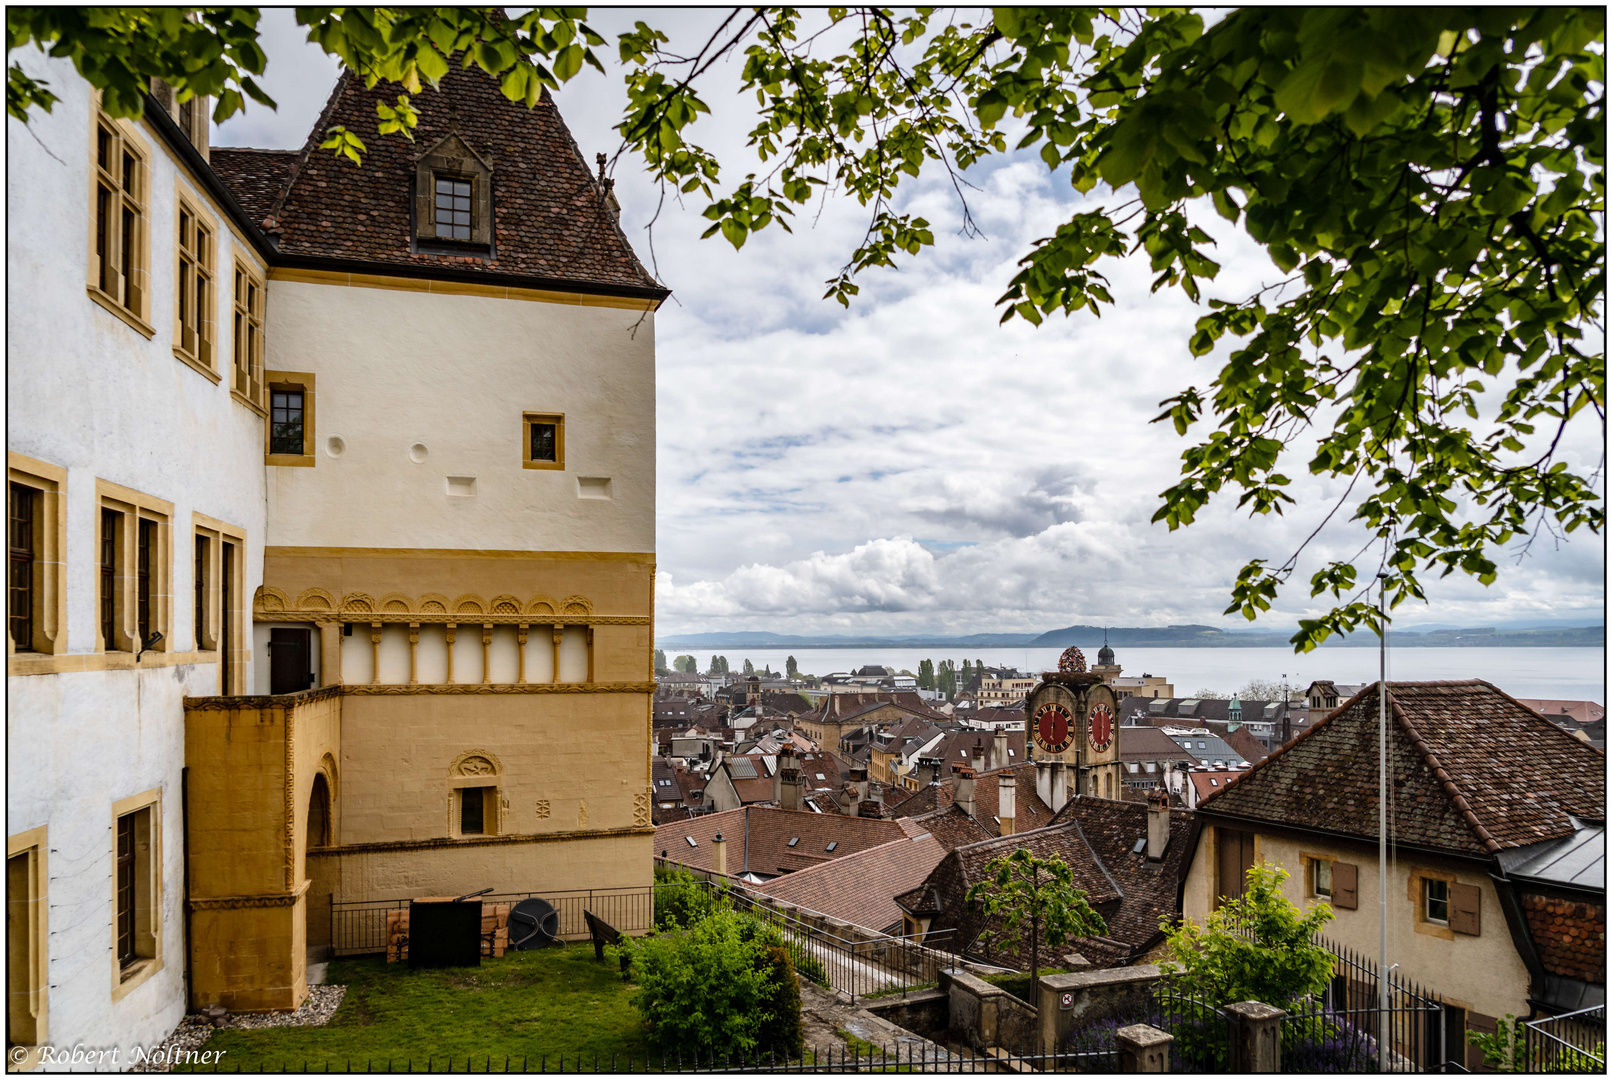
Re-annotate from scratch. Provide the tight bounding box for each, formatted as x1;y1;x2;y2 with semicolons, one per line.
654;649;669;676
786;655;798;679
1159;863;1335;1007
1190;687;1227;700
917;658;934;690
966;849;1107;989
674;654;698;674
621;906;777;1058
1236;679;1289;701
743;658;755;676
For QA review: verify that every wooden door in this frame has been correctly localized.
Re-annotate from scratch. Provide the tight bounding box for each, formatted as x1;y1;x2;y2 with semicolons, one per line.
269;627;312;694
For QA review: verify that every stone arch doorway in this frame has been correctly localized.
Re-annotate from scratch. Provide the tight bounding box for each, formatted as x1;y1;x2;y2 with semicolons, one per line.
306;765;337;962
308;773;332;848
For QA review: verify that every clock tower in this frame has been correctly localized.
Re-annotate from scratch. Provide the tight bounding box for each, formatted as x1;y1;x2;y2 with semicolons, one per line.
1026;646;1124;802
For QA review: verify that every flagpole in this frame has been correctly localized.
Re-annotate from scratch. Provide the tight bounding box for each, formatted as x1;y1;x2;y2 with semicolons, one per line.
1378;572;1389;1073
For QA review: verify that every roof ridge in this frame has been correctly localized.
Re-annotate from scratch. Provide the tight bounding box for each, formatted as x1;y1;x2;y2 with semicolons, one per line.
270;69;353;226
1388;692;1503;853
1469;679;1609;758
1199;679;1372;807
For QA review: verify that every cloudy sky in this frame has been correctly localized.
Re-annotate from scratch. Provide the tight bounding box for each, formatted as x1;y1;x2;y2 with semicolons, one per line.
215;9;1605;639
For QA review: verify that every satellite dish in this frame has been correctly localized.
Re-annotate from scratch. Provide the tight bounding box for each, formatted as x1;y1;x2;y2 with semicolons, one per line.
508;897;559;950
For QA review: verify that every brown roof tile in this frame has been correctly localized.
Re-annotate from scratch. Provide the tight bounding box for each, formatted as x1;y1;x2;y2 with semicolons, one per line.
753;834;948;935
654;805;909;879
214;66;664;294
208;148;298;225
1201;681;1605;854
899;797;1197;969
1520;893;1606;985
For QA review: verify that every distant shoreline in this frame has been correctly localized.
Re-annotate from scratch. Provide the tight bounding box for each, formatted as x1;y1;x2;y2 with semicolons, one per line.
656;639;1606;650
657;628;1605;650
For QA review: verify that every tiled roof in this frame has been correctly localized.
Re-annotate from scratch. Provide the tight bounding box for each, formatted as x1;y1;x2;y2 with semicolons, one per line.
1222;727;1270;764
213;65;665;295
886;761;1056;837
1189;770;1245;803
653;806;909;878
1201;681;1606;854
1120;726;1197;760
906;805;995;851
751;835;947;935
1519;893;1605;985
208;148;297;224
898;796;1197;970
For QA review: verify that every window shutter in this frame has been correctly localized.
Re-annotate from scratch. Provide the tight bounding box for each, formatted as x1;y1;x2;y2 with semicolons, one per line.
1332;862;1358;910
1450;882;1480;935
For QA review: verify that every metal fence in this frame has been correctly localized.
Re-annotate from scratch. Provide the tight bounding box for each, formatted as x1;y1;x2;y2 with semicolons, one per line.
332;885;671;957
166;1043;1124;1073
331;878;956;1005
1522;1005;1606;1073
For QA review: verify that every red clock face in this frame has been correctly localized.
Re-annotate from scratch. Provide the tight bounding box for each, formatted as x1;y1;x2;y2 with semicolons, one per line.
1089;703;1114;753
1034;703;1075;754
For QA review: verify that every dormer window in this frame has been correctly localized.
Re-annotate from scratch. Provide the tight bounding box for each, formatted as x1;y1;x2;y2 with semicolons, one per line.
434;177;473;240
414;133;492;249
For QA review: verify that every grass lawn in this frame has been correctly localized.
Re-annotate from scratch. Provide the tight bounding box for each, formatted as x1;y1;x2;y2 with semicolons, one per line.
186;944;654;1072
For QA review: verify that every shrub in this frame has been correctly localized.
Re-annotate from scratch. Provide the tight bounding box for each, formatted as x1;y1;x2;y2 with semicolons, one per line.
623;906;777;1057
735;909;829;988
755;946;804;1058
1158;862;1334;1008
654;866;722;931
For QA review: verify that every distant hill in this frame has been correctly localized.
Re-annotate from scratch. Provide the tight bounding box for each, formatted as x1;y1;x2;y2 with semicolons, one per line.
657;624;1605;650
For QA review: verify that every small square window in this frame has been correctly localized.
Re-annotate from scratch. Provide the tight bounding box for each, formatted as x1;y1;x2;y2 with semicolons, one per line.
1424;879;1449;924
270;390;304;455
523;412;565;471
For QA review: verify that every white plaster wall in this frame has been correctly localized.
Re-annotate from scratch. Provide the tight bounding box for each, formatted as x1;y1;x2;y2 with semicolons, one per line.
415;624;449;684
7;55;268;1064
340;630;374;685
263;281;655;554
451;630;484;684
376;625;412;684
253;621;322;692
523;633;555;683
487;626;520;683
559;626;589;683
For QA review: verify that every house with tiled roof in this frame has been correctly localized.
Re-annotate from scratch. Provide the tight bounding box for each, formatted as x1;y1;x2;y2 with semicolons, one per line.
1118;725;1198;797
9;45;668;1041
1188;680;1606;1055
896;794;1198;969
653;806;910;883
795;691;948;749
750;834;948;936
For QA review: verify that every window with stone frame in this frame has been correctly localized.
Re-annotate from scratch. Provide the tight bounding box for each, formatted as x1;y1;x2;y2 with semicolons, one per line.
96;482;171;653
414;134;493;247
7;456;65;663
265;371;316;465
89;110;151;330
523;412;565;471
231;260;266;407
174;193;217;375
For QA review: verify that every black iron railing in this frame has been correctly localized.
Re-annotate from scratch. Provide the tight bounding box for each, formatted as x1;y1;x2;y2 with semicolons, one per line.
1522;1005;1606;1073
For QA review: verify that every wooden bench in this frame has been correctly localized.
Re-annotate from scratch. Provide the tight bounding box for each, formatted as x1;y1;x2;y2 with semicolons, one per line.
583;909;629;972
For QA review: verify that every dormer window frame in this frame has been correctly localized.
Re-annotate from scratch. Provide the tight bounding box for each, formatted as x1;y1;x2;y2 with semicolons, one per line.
414;134;494;249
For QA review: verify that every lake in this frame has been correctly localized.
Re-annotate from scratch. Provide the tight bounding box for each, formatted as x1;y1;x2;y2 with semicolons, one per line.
668;646;1606;703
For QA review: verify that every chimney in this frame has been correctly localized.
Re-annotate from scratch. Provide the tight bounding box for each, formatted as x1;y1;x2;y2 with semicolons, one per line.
991;728;1009;771
845;766;869;817
998;773;1016;835
595;152;621;219
1050;760;1068;813
917;756;943;786
712;831;727;876
971;738;986;773
1035;760;1053;807
776;748;802;812
1147;792;1170;861
953;764;976;821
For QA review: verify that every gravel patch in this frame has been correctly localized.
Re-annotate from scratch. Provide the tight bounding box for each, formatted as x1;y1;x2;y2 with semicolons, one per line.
129;985;346;1072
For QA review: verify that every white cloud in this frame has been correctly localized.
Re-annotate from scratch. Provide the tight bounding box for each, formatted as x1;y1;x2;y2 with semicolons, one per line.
215;11;1605;639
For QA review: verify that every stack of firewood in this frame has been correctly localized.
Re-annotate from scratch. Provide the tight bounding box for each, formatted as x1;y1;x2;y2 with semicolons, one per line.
385;899;513;962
